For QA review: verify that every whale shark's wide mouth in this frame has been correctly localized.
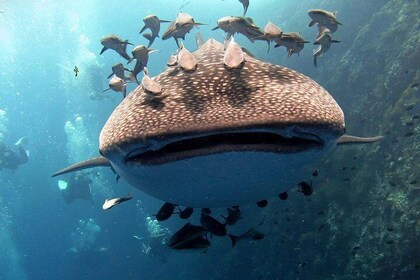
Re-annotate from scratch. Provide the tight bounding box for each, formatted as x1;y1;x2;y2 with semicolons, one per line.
124;131;324;165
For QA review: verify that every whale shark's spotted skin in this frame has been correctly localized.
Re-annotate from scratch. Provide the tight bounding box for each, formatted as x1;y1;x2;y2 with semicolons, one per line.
100;39;344;157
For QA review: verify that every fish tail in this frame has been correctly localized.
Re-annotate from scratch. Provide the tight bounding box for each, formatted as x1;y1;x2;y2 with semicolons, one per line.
228;234;238;247
142;33;155;47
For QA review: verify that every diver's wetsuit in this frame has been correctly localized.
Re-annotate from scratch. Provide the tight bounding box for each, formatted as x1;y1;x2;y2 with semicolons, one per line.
0;142;29;170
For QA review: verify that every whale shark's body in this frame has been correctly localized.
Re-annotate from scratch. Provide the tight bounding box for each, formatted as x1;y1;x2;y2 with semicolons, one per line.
53;38;381;208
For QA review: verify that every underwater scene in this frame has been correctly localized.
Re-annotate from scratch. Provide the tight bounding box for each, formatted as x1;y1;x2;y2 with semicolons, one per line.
0;0;419;279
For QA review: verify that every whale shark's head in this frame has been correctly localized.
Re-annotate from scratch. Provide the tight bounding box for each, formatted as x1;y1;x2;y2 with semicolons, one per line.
98;38;346;207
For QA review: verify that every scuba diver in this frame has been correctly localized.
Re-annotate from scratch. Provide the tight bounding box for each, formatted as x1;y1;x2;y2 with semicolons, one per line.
58;171;93;204
0;137;29;171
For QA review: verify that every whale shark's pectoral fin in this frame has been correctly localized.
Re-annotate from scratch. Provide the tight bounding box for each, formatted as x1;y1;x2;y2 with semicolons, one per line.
52;156;111;177
337;134;383;145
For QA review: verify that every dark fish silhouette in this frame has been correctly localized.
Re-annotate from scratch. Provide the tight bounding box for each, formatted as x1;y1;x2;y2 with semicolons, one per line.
229;228;265;247
221;207;241;225
256;199;268;208
178;207;194;219
155;202;176;221
201;208;212;215
167;222;208;250
200;214;227;236
278;192;288;200
298;181;313;196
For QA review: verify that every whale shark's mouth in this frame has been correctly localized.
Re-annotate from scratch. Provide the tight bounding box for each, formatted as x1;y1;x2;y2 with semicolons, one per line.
124;131;324;165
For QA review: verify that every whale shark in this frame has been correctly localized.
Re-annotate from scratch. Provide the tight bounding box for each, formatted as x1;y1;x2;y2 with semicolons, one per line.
53;38;382;208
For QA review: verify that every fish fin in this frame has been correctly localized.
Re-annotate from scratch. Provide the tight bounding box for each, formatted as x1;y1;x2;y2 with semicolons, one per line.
211;26;220;31
287;48;292;58
243;5;248;16
228;234;238;247
313;55;317;67
52;156;111;177
309;19;316;27
175;38;180;48
122;40;133;46
331;40;341;43
266;40;270;53
142;33;155;47
241;47;255;58
337;134;383;145
194;22;206;27
313;41;320;45
196;32;204;48
100;46;108;55
129;70;140;85
107;73;113;79
274;43;280;48
139;25;147;34
127;58;134;64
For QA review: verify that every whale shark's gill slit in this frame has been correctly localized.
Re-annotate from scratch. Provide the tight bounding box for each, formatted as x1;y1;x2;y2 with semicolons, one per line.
126;132;323;165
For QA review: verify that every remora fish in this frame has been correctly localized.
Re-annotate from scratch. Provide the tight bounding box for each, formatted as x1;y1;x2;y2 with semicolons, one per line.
308;9;342;33
258;21;283;53
313;25;340;67
103;75;127;98
139;14;170;47
53;38;383;208
162;13;205;47
100;35;133;61
107;63;135;82
128;45;156;83
274;32;310;57
102;193;133;210
212;16;264;43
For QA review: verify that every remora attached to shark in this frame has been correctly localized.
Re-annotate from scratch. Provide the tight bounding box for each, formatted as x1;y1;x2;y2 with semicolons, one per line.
53;38;382;208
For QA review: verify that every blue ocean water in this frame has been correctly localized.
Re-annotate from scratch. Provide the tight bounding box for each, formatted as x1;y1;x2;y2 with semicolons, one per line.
0;0;419;279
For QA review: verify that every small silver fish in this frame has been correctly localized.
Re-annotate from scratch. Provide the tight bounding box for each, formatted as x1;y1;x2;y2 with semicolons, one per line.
102;193;133;210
